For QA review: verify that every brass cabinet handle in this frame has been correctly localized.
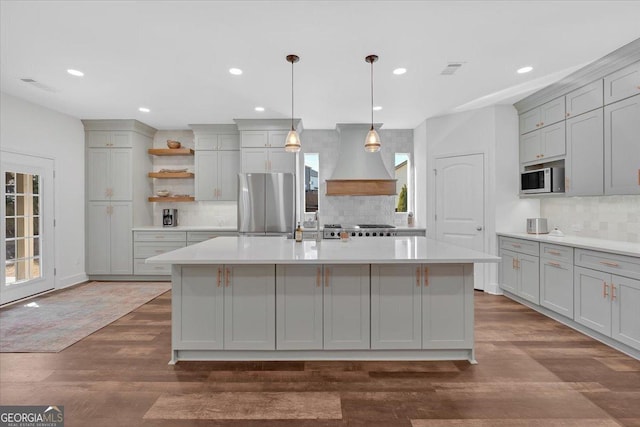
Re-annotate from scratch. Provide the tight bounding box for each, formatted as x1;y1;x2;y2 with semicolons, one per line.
540;154;544;158
611;283;617;301
566;112;571;117
217;267;222;288
540;122;544;126
547;261;562;268
512;244;521;248
548;250;561;255
603;281;609;298
325;267;330;287
416;267;421;287
226;268;231;287
600;261;620;268
316;267;321;288
565;177;570;191
424;267;429;287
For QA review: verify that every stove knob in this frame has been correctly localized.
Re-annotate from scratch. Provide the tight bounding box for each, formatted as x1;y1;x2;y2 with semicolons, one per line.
386;232;391;236
330;232;335;237
358;232;363;236
372;232;377;236
380;233;384;237
351;232;356;236
365;232;370;236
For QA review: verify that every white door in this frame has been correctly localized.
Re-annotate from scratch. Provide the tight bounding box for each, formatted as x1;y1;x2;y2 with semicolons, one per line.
1;151;55;304
435;153;485;289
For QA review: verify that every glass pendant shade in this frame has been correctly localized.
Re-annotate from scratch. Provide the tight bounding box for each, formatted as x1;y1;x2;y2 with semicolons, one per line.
284;129;301;152
364;127;381;152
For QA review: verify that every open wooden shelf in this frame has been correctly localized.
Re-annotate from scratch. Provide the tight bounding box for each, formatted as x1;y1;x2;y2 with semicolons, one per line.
148;148;194;156
148;196;195;202
148;172;194;179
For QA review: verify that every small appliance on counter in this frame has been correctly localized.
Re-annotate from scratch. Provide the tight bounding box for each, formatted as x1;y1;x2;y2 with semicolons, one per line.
527;218;548;234
163;209;178;227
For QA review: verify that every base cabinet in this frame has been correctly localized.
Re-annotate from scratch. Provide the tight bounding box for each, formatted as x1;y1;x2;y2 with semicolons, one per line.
540;259;574;318
499;247;540;304
612;275;640;350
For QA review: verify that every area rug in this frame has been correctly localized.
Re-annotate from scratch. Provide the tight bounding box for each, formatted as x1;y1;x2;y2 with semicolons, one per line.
0;281;171;353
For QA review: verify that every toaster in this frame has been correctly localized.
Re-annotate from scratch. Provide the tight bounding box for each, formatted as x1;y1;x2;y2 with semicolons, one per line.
527;218;549;234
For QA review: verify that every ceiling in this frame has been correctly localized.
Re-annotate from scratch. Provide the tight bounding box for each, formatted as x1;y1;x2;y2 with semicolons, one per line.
1;1;639;130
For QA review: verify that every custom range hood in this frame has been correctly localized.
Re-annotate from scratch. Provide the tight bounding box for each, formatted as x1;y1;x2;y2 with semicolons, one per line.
326;123;396;196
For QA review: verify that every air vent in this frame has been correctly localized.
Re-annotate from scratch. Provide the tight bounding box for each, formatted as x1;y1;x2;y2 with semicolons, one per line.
440;63;464;75
20;78;58;93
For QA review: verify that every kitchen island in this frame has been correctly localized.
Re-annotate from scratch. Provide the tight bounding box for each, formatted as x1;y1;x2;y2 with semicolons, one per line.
147;236;500;364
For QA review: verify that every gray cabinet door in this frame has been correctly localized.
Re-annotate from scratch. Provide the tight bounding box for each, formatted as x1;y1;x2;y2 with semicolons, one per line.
217;150;240;201
195;150;218;201
566;80;603;118
566;108;604;196
109;148;132;201
540;258;574;318
86;202;110;274
604;61;640;104
611;274;640;351
87;148;110;201
539;121;565;160
268;148;295;174
574;266;611;336
540;97;566;128
499;250;518;294
241;148;268;173
371;264;421;349
174;265;224;350
323;264;370;350
518;253;540;305
276;265;323;350
109;202;132;275
422;264;473;349
604;95;640;195
519;131;541;164
224;265;275;350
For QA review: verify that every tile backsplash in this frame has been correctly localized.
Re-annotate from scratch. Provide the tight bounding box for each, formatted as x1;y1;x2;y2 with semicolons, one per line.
541;195;640;242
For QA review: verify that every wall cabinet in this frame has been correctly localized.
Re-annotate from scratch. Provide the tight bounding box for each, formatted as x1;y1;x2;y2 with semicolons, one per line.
604;94;640;195
540;243;574;318
223;265;276;350
87;131;132;148
519;121;565;164
323;264;370;350
195;150;240;201
565;108;604;196
519;97;565;134
276;265;323;350
604;61;640;105
240;130;289;148
499;237;540;304
87;148;132;201
87;201;132;275
566;79;603;118
241;147;295;173
195;133;239;151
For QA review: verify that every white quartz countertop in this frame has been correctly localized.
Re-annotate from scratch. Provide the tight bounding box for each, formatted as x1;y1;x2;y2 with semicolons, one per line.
146;236;500;265
497;232;640;257
132;226;237;232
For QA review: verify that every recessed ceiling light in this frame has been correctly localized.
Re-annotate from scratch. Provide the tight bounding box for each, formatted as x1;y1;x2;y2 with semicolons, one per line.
138;107;150;113
67;69;84;77
517;66;533;74
229;68;243;75
373;106;383;111
254;106;265;112
393;68;407;75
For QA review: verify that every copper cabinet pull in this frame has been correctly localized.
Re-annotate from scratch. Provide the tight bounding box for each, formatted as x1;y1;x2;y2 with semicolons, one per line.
547;261;562;268
548;250;562;255
512;244;521;248
416;267;421;287
540;122;544;126
516;259;520;269
600;261;620;268
217;267;222;287
325;267;330;287
424;267;429;287
611;283;617;301
226;268;231;287
603;281;609;298
316;267;321;288
565;177;570;190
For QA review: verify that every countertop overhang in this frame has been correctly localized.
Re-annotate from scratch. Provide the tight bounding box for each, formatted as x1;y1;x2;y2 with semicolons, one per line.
146;236;500;265
497;232;640;257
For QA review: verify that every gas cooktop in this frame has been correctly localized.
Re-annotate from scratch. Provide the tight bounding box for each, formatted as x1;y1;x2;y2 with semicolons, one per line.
323;224;397;239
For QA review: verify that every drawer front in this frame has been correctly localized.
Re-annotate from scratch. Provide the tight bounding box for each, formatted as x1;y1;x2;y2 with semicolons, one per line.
133;231;186;242
186;231;236;244
133;258;171;275
499;237;539;256
134;242;186;258
541;243;573;263
575;248;640;280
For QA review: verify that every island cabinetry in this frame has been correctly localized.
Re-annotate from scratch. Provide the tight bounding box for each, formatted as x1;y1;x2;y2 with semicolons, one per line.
276;265;323;350
224;265;276;350
323;264;370;350
499;237;540;304
539;243;574;318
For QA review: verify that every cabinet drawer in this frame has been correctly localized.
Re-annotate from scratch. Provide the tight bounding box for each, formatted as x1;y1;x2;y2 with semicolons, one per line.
133;258;171;275
134;241;186;258
566;80;604;118
186;231;236;244
499;237;539;256
575;248;640;280
541;243;573;263
604;61;640;105
133;231;186;242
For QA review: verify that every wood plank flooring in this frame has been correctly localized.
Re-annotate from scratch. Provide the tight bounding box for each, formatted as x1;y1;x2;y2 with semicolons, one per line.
1;290;639;427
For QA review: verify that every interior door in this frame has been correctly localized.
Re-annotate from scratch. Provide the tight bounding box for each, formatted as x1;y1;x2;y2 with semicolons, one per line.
1;151;55;304
435;154;485;289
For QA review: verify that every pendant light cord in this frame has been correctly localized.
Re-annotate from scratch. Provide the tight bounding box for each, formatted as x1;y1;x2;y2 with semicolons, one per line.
291;60;295;131
370;59;374;130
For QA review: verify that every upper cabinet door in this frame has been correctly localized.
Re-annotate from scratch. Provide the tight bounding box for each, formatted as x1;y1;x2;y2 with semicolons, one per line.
111;132;132;148
109;149;133;200
218;134;240;150
519;108;542;135
268;131;290;148
539;121;566;160
604;61;640;105
268;149;295;174
539;97;565;128
241;148;268;173
604;95;640;195
566;80;604;118
240;131;268;148
217;150;240;201
87;131;112;148
566;108;604;196
87;148;110;201
195;151;218;201
195;135;218;150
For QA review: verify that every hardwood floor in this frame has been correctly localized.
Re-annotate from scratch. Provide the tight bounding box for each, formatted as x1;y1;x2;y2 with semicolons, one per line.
1;291;639;426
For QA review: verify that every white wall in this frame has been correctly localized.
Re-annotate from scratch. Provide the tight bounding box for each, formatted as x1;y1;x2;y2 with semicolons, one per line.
1;92;87;289
413;120;427;228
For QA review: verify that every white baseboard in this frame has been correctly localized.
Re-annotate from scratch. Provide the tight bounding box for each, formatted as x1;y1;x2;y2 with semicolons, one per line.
483;282;503;295
56;273;89;290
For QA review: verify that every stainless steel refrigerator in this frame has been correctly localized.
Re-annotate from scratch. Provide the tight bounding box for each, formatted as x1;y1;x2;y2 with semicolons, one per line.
237;173;295;236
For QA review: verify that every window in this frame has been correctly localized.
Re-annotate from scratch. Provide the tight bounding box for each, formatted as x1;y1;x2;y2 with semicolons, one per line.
304;153;319;213
395;153;410;212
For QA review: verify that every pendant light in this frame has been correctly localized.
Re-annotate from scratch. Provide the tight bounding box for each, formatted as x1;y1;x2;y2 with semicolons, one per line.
284;54;301;152
364;54;381;153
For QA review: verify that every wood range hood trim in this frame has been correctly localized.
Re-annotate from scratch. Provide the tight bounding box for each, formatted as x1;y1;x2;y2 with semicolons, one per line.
325;179;397;196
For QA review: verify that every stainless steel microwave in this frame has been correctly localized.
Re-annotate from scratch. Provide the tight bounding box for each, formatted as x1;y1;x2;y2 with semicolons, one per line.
521;167;565;194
